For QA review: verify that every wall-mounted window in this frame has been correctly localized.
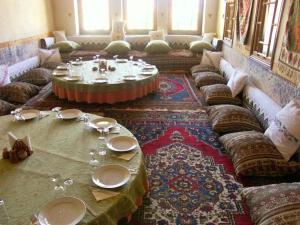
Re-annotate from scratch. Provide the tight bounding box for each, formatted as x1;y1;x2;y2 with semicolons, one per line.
251;0;284;68
168;0;202;34
223;1;236;46
78;0;111;34
123;0;156;34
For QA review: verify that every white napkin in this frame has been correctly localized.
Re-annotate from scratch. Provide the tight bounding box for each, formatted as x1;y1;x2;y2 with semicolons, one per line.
8;132;32;151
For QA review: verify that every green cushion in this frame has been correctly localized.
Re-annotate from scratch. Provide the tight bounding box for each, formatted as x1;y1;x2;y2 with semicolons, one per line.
51;41;81;53
145;40;171;54
189;41;213;53
104;41;131;55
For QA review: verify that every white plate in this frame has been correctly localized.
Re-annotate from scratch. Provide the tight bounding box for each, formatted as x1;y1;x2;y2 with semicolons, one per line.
56;65;68;70
92;164;131;189
93;77;108;83
38;197;86;225
71;62;83;66
53;71;69;76
19;109;40;120
90;117;117;129
123;75;136;81
142;65;156;70
116;59;128;63
107;136;138;152
64;76;81;82
59;109;82;119
140;71;155;76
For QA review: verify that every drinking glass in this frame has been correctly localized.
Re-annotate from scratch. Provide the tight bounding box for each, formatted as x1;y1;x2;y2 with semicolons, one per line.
89;149;99;167
0;199;10;224
50;174;65;191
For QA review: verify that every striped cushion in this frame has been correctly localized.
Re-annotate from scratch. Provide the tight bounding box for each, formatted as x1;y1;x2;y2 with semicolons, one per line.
242;182;300;225
220;131;300;176
207;105;262;134
0;82;40;103
194;72;226;88
15;68;52;86
201;84;241;105
191;64;219;75
0;99;16;116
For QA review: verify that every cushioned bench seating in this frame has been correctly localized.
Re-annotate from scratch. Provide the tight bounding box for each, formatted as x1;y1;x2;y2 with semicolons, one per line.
41;36;222;72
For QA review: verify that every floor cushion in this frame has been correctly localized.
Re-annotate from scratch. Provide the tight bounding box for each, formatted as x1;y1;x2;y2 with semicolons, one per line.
194;72;226;88
242;182;300;224
200;84;242;105
0;99;16;116
190;64;219;75
15;68;53;86
207;105;262;134
220;131;300;176
0;82;40;104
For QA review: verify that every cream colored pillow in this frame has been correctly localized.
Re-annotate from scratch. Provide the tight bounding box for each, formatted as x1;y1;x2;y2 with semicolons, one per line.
200;50;223;70
202;33;216;43
53;30;67;42
39;48;62;65
227;69;248;97
149;30;165;41
111;21;126;41
265;99;300;161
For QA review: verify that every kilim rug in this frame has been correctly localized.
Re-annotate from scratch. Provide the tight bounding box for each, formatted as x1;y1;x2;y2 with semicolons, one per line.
103;110;252;225
26;73;204;111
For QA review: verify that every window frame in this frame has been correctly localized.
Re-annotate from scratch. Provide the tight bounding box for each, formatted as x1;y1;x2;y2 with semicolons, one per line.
167;0;203;35
122;0;157;34
223;1;236;47
77;0;112;35
250;0;285;69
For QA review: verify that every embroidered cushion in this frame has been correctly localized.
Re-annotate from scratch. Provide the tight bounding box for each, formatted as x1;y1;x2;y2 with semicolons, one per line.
242;182;300;224
220;131;300;176
207;105;262;134
189;41;213;53
0;99;16;116
0;65;10;86
265;99;300;161
51;41;81;53
194;72;226;88
190;64;219;75
53;30;67;42
227;69;248;97
39;48;62;65
41;62;66;70
145;40;171;54
200;84;242;105
15;68;52;86
202;33;216;43
111;21;126;41
104;41;131;55
149;30;165;40
200;50;223;71
0;82;40;103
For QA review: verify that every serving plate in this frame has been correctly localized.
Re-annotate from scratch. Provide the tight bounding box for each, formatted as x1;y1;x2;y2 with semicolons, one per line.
64;76;81;82
123;75;136;81
92;164;131;189
37;197;86;225
93;77;108;83
53;70;69;76
116;59;128;63
140;71;155;76
59;109;82;120
90;117;117;129
56;65;68;70
19;109;40;120
107;136;138;152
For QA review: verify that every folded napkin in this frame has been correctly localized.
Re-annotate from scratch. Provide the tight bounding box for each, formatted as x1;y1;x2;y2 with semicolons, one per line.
90;187;120;201
113;151;137;161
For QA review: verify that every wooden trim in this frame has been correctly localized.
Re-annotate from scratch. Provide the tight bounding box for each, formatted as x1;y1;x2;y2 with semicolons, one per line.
223;0;236;47
0;33;51;49
78;0;111;35
123;0;157;34
167;0;203;35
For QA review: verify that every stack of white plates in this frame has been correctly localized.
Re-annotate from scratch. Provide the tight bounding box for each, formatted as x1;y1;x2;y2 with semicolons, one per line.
59;109;82;120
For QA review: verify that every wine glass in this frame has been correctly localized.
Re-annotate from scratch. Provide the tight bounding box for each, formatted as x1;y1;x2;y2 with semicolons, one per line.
0;198;10;224
129;55;134;63
89;149;99;167
50;174;65;191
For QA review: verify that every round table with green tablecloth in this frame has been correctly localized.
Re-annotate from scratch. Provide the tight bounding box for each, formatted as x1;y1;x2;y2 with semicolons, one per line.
0;112;148;225
52;60;159;104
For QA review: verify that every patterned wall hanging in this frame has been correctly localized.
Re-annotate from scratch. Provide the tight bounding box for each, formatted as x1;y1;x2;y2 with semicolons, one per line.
277;0;300;85
236;0;253;44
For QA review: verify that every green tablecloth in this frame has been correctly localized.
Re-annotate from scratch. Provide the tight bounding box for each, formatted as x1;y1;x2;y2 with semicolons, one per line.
0;113;148;225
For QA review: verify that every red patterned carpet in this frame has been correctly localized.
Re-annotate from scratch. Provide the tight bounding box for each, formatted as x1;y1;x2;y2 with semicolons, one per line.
104;110;252;225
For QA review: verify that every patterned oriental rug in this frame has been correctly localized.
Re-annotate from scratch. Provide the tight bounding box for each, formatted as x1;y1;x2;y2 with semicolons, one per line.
104;110;252;225
27;73;204;111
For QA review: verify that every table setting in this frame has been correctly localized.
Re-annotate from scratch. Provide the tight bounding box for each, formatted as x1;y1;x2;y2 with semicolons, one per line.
0;107;148;225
